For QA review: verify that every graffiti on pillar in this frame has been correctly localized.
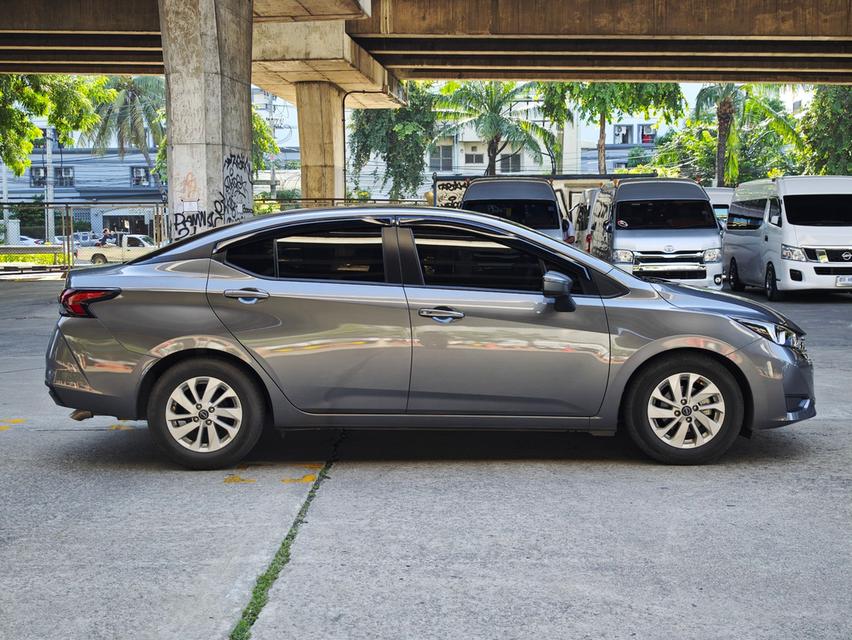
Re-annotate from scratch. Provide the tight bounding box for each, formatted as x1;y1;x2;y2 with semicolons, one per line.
172;153;253;239
434;178;471;208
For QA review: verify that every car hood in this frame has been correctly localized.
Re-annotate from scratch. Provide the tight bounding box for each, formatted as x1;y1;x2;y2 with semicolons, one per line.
789;225;852;248
652;281;804;333
614;228;722;251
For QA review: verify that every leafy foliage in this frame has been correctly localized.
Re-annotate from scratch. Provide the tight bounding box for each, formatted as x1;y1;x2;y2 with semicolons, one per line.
251;108;280;173
799;86;852;175
0;75;111;175
535;82;574;173
435;81;552;175
626;146;653;168
349;82;438;199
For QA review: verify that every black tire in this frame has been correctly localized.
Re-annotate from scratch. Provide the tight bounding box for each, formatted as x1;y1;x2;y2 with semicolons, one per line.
764;263;784;302
147;358;265;469
728;258;745;292
622;354;744;464
91;254;107;265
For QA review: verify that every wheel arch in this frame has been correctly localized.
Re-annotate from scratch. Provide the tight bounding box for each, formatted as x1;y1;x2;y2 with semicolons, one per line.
136;348;274;424
617;347;754;435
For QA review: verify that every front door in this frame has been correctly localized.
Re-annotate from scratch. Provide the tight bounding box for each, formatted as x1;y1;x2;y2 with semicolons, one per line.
399;221;610;416
207;218;412;413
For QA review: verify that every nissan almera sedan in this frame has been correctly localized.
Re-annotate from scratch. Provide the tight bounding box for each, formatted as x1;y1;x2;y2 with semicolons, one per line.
45;207;815;469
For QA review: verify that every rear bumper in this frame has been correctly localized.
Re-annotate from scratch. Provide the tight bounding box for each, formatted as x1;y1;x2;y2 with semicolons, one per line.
728;338;816;430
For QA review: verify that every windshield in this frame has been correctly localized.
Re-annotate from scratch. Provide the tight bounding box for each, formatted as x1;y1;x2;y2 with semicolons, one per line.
615;200;717;230
784;194;852;226
463;199;561;230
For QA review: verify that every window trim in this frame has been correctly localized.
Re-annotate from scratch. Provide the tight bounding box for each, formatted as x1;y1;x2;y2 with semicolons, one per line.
215;217;400;286
397;221;598;297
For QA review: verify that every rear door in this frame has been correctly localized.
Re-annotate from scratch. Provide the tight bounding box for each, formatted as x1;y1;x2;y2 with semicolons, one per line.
207;217;412;413
398;218;610;416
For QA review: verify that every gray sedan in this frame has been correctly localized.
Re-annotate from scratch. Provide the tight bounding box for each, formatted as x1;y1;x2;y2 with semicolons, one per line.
45;207;815;468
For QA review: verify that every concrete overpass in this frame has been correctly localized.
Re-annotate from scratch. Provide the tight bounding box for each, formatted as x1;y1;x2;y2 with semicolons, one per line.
1;0;851;234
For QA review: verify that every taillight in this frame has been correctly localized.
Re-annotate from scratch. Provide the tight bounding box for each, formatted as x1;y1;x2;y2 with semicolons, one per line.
59;288;120;318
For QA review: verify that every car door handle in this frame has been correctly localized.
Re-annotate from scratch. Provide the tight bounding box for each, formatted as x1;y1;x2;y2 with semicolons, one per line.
419;307;465;323
224;288;270;304
764;235;769;241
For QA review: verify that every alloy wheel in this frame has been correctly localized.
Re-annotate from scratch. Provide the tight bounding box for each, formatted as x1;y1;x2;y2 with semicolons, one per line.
165;376;243;452
646;372;726;449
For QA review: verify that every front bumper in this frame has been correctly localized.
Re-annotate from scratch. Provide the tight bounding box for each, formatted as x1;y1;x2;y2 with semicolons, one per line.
621;261;725;290
776;262;852;292
728;338;816;430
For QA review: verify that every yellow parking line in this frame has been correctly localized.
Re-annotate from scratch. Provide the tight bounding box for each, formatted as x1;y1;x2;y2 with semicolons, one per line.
281;473;317;484
224;473;256;484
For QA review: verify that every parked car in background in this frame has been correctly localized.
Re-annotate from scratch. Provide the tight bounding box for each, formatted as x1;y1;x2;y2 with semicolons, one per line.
705;187;734;227
16;235;43;246
76;233;157;264
47;207;814;469
460;177;570;242
725;176;852;300
589;179;724;289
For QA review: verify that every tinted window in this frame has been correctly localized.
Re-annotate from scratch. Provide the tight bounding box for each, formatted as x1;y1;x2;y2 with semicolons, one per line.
614;200;717;230
411;226;584;294
726;199;766;231
768;198;782;227
784;194;852;227
462;199;561;230
226;221;385;282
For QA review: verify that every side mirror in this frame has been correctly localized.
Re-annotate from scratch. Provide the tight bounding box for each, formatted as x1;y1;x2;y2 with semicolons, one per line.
542;270;576;312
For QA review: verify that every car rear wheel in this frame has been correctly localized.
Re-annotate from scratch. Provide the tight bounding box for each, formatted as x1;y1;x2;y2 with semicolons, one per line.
147;358;265;469
623;355;744;464
91;254;107;265
728;258;745;292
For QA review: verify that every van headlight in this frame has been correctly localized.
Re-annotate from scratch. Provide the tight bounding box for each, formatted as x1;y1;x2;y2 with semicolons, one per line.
612;249;634;264
735;318;807;356
703;248;722;263
781;245;807;262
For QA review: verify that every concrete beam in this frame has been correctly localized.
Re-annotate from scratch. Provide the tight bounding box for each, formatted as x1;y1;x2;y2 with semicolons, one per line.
253;20;405;108
254;0;370;22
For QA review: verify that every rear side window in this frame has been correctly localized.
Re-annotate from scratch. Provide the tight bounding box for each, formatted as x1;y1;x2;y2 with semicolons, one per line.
225;221;386;283
462;199;560;230
409;225;586;294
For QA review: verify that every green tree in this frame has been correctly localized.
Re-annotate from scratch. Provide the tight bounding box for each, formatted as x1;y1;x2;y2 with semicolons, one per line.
535;82;574;174
435;81;551;176
626;145;653;168
349;82;438;198
694;83;800;186
562;83;684;174
799;86;852;175
0;74;111;175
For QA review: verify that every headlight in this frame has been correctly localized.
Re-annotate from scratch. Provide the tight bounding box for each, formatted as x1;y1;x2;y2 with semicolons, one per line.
735;318;807;355
612;249;634;264
703;248;722;263
781;245;807;262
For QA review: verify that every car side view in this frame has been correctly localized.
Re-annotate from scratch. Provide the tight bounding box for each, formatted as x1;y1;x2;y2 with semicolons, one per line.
45;207;815;469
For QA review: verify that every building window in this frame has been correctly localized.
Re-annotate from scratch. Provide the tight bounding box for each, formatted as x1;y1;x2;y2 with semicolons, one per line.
638;124;656;144
465;153;484;164
30;167;47;188
54;167;75;187
500;153;521;173
613;124;633;145
429;145;453;171
131;166;151;186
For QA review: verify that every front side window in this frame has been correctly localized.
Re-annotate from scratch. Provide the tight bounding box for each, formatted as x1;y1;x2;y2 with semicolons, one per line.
615;200;717;230
410;225;585;294
767;198;782;227
784;194;852;227
225;221;386;283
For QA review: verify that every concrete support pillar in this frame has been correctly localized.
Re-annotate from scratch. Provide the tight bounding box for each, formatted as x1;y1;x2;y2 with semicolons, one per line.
295;82;345;203
158;0;253;239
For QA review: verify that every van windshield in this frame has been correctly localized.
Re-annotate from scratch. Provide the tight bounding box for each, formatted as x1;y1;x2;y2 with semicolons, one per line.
615;200;717;230
462;199;561;230
784;194;852;226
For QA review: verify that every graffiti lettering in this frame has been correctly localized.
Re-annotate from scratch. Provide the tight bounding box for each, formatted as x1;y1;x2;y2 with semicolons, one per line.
434;178;470;208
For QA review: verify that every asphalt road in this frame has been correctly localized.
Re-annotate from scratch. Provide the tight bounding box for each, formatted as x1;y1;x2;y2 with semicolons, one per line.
0;280;850;639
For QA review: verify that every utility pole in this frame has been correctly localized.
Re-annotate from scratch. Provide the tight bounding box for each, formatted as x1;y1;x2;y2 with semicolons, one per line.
44;127;55;241
267;92;278;200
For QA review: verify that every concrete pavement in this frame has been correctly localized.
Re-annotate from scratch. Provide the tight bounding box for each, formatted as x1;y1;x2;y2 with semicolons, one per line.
0;281;850;639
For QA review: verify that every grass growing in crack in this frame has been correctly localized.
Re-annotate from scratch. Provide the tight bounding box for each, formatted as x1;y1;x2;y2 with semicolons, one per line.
229;462;331;640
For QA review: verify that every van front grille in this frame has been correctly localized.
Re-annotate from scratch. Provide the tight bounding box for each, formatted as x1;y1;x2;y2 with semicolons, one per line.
803;248;852;262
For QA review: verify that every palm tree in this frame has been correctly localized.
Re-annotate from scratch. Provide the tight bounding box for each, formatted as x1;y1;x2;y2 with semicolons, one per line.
695;83;801;186
85;76;165;191
435;81;552;175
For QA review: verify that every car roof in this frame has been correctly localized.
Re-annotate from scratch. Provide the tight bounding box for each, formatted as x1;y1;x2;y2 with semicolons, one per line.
612;179;709;203
461;177;558;202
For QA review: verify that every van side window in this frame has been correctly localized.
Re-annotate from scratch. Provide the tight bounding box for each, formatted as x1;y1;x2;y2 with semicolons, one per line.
767;198;782;227
727;199;766;231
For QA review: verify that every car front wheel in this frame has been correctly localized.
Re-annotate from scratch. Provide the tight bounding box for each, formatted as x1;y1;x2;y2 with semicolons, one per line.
147;358;265;469
623;355;744;464
728;258;745;292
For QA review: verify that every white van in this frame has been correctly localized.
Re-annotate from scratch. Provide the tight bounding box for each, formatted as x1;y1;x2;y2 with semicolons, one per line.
705;187;734;226
725;176;852;300
589;178;724;289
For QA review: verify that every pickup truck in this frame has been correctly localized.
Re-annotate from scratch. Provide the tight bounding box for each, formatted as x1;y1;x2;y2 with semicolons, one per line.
76;234;157;264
